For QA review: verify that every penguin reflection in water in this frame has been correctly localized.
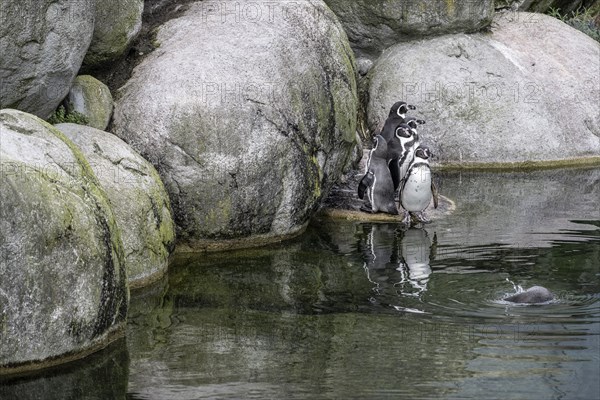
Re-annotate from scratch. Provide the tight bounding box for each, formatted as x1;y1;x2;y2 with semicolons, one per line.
358;135;398;214
395;228;436;297
360;224;436;301
360;224;403;294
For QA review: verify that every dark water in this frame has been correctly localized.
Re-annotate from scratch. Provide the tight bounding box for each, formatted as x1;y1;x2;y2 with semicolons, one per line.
1;168;599;399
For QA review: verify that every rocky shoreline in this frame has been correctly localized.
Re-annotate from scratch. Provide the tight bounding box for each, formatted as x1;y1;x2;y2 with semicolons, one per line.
1;0;599;374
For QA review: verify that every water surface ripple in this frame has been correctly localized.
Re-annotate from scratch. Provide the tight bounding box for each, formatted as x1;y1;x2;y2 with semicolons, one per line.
1;169;598;400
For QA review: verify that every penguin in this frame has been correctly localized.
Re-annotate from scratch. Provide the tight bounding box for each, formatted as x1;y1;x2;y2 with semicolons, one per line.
358;135;399;215
400;146;439;225
504;286;554;304
378;101;417;142
357;134;383;212
386;123;419;192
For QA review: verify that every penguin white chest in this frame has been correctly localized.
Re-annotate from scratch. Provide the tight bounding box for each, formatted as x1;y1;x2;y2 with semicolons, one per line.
401;165;432;212
399;147;416;181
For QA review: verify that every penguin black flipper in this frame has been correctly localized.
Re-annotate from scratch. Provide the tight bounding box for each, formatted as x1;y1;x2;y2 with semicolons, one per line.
431;180;439;209
389;158;401;192
358;171;374;200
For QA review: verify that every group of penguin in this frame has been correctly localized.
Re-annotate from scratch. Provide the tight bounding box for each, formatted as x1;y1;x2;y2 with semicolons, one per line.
358;101;438;225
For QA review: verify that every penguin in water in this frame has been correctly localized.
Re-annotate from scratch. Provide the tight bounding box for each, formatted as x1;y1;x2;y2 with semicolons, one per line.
504;286;554;304
358;135;399;215
378;101;417;142
387;124;419;193
400;146;439;225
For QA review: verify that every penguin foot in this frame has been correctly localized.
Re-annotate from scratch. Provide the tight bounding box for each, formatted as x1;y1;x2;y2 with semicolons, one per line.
360;204;375;214
413;211;432;224
401;211;411;225
385;203;399;215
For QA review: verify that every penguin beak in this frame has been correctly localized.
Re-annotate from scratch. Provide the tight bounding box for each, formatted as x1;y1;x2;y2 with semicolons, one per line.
408;104;416;110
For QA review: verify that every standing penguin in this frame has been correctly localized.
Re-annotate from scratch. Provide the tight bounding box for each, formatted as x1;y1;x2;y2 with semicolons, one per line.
398;118;426;187
378;101;417;142
400;146;439;224
358;135;399;215
387;124;419;193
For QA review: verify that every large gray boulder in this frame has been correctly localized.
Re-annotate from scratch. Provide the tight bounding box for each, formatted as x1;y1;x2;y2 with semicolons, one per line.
0;109;128;374
113;0;358;250
64;75;114;130
366;12;600;166
323;0;495;60
0;0;95;118
56;123;176;289
83;0;144;68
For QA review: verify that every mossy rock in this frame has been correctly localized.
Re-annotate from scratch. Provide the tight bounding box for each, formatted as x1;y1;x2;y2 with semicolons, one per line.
56;123;176;289
113;1;358;251
83;0;144;67
64;75;114;130
366;12;600;166
0;0;95;118
323;0;496;60
0;109;128;374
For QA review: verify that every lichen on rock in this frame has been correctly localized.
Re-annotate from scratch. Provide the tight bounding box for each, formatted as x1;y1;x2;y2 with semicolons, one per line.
113;0;359;251
0;0;96;118
323;0;496;60
83;0;144;68
365;12;600;167
64;75;114;131
56;123;176;288
0;109;128;374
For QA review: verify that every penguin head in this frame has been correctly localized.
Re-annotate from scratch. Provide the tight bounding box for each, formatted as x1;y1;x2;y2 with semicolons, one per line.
372;134;388;157
405;117;426;130
394;124;412;139
389;101;416;118
414;146;433;160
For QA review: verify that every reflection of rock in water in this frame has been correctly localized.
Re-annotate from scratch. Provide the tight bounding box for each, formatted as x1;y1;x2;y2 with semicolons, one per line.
360;225;436;299
0;339;129;400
